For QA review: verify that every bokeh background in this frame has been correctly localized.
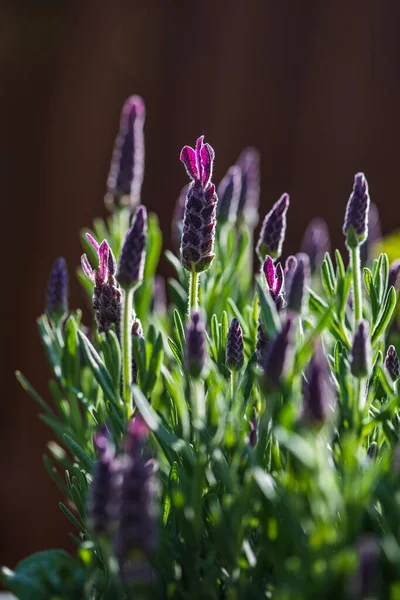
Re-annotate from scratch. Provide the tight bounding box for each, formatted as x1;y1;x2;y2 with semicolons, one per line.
2;0;400;568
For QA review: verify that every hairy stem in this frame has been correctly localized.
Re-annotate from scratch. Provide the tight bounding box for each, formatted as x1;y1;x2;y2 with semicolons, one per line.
121;287;134;414
189;270;199;314
351;245;362;328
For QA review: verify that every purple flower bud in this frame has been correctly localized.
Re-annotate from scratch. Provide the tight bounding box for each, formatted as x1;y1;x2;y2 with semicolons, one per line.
360;202;381;265
117;205;147;290
287;254;310;314
284;255;297;294
46;257;68;322
350;535;379;598
88;429;116;535
367;441;378;460
302;345;333;426
385;345;399;381
256;193;290;261
82;237;122;335
388;259;400;290
185;311;206;378
180;137;218;273
264;317;294;386
300;218;330;273
236;147;260;227
343;172;370;247
350;321;371;378
106;96;145;208
115;418;158;575
226;318;244;371
217;165;242;223
172;184;189;250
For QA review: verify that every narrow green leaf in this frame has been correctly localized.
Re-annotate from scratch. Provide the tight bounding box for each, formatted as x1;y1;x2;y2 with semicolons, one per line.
77;330;117;404
63;434;94;473
174;309;186;355
100;330;121;393
168;338;183;367
16;371;55;417
42;455;69;496
143;333;164;396
59;502;86;534
61;316;79;387
371;287;397;345
364;267;379;323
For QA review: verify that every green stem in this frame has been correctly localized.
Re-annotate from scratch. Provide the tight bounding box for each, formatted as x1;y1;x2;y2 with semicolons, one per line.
188;270;199;314
230;370;237;405
351;245;362;328
121;287;134;415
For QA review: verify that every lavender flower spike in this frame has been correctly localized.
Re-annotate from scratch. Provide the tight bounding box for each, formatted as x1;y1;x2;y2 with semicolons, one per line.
343;172;370;248
256;256;285;367
385;345;399;381
115;418;158;579
256;193;290;261
217;165;242;223
226;318;244;371
46;257;68;322
300;218;330;273
236;147;260;227
264;317;294;386
106;95;145;208
302;344;333;426
180;136;218;273
350;320;371;378
117;205;147;290
287;253;310;314
185;311;206;378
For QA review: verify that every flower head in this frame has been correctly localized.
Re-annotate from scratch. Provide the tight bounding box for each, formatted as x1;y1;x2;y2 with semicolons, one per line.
81;236;121;335
217;165;242;223
385;345;399;381
300;218;330;273
350;320;371;378
46;257;69;323
262;255;285;311
185;311;206;378
117;205;147;290
236;147;260;227
343;172;370;247
106;95;145;208
226;318;244;371
256;193;289;261
180;136;218;273
287;253;310;314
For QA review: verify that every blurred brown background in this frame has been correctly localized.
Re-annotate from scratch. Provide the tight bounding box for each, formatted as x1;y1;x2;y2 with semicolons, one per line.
2;0;400;568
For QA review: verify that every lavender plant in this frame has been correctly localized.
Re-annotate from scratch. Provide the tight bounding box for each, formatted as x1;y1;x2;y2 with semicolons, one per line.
5;95;400;600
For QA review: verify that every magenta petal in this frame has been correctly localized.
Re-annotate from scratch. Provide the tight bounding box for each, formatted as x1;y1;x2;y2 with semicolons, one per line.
86;233;100;252
275;262;284;293
263;255;275;290
81;254;94;280
200;142;215;187
98;240;110;282
180;145;199;181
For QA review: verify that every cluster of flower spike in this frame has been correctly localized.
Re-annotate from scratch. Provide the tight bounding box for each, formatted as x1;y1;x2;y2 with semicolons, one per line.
88;419;158;581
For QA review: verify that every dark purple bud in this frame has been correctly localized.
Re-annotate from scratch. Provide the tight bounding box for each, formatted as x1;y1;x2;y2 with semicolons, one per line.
83;236;122;335
115;418;158;575
106;95;145;208
226;318;244;371
300;218;330;273
180;137;218;273
302;345;333;426
388;259;400;290
172;184;189;250
88;429;116;535
236;147;260;227
264;317;294;386
350;535;379;598
385;345;399;381
287;254;310;314
343;172;370;247
367;441;378;460
256;193;290;261
217;165;242;223
350;321;371;378
284;255;297;294
46;257;68;322
185;311;206;378
263;255;285;311
360;202;381;265
117;205;147;290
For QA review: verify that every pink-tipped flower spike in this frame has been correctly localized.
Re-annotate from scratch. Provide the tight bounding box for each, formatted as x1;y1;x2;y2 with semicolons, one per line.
81;235;122;335
106;95;146;209
343;172;370;248
236;147;260;227
256;193;290;262
300;218;330;273
117;205;148;290
217;165;242;223
180;136;218;273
